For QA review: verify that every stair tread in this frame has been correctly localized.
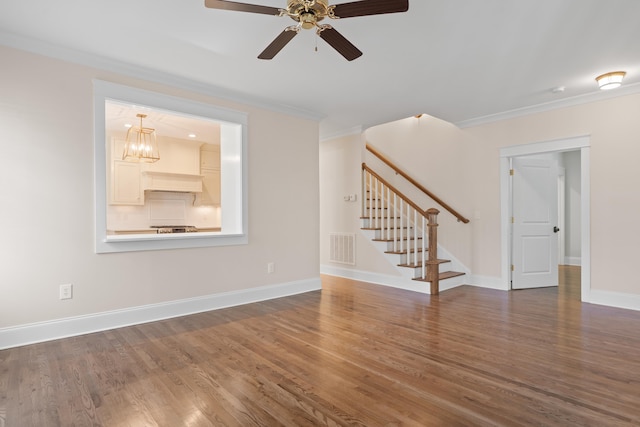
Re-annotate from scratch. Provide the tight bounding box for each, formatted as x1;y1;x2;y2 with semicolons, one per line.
412;271;466;282
398;259;450;268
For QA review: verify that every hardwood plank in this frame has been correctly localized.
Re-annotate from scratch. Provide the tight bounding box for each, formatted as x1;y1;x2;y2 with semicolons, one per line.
2;272;640;426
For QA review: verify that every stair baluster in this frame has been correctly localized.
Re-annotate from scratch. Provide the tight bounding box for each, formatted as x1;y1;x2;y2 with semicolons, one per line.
421;215;426;280
413;208;418;268
399;198;404;255
393;193;398;253
360;165;464;294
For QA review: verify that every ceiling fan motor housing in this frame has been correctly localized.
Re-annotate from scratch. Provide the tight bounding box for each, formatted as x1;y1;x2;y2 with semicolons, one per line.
287;0;330;29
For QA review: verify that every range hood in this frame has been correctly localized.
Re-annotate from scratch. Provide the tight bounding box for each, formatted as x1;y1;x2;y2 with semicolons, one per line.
142;171;203;193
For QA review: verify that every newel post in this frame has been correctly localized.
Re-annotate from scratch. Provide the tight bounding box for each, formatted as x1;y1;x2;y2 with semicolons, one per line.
426;208;440;295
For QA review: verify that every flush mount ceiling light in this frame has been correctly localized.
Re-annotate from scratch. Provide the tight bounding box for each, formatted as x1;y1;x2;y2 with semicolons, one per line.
595;71;626;90
122;114;160;162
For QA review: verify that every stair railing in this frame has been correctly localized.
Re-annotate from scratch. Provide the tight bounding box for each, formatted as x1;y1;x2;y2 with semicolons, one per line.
366;144;470;224
362;164;442;294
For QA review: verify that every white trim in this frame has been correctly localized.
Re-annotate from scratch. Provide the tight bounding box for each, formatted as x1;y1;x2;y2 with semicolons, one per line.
0;278;321;350
580;147;591;302
557;169;566;265
322;265;430;294
0;31;324;123
498;135;590;159
320;265;465;294
499;156;512;290
455;82;640;129
588;290;640;312
320;126;363;142
468;275;509;291
94;80;249;253
499;136;591;300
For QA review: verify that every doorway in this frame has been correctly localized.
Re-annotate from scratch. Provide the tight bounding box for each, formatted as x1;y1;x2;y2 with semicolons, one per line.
510;153;560;290
500;136;591;302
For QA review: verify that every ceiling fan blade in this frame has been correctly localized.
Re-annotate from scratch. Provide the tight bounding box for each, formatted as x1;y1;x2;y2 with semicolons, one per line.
258;29;299;60
331;0;409;19
318;27;362;61
204;0;281;15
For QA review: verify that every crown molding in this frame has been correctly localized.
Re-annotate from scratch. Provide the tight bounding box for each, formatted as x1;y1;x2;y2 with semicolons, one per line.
320;125;363;142
454;82;640;129
0;31;325;123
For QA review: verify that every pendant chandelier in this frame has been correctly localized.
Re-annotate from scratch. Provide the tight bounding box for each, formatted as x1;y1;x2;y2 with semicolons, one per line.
122;113;160;162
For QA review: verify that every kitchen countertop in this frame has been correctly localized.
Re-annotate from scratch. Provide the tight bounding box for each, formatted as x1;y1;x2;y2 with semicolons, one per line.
107;227;221;235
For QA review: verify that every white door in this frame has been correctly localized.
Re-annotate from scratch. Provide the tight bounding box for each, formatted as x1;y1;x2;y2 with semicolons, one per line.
512;155;559;289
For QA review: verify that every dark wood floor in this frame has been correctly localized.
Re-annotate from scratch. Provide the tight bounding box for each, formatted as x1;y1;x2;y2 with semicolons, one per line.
2;272;640;426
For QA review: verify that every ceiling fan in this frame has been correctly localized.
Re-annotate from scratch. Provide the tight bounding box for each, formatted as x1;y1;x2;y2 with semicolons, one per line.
204;0;409;61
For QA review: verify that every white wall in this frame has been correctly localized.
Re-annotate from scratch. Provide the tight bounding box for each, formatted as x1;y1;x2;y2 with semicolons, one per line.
0;45;320;334
319;133;399;277
362;116;474;268
320;92;640;304
465;93;640;297
319;116;475;289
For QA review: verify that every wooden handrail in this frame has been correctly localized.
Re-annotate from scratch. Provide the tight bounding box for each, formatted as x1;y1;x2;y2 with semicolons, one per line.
366;144;470;223
362;164;425;215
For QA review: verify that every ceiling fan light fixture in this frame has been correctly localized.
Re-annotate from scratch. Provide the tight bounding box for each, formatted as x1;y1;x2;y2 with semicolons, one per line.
204;0;409;60
596;71;626;90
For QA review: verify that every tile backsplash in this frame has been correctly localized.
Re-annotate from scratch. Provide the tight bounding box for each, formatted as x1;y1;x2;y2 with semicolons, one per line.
107;191;220;231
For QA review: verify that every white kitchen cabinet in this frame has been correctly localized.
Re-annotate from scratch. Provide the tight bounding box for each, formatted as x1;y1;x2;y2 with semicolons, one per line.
200;146;220;169
196;144;220;206
143;138;201;175
111;160;143;205
200;169;221;206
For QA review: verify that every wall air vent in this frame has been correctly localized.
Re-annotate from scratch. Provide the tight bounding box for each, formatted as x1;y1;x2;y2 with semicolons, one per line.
329;232;356;265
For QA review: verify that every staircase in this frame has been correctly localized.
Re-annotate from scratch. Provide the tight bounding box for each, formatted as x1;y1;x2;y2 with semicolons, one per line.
361;156;468;295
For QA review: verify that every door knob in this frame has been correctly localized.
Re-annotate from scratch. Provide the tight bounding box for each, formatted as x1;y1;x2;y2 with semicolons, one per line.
553;226;560;233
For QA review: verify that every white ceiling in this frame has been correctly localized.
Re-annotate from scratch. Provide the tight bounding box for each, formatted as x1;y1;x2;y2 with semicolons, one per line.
1;0;640;138
105;100;221;144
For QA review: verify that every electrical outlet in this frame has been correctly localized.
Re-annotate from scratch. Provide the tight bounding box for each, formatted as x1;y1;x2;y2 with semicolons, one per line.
349;194;357;202
59;284;73;300
267;262;275;274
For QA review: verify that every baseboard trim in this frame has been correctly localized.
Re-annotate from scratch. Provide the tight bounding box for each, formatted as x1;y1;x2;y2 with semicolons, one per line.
321;265;430;294
588;289;640;312
320;264;469;294
468;275;509;291
0;278;321;350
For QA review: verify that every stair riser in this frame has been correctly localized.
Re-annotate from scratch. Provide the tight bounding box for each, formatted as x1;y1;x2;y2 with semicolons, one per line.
383;240;425;252
403;265;451;279
360;212;466;291
396;252;429;265
373;229;421;240
361;219;417;230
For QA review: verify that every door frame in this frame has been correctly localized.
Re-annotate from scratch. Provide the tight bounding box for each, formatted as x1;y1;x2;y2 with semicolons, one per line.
557;169;566;265
499;135;590;301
